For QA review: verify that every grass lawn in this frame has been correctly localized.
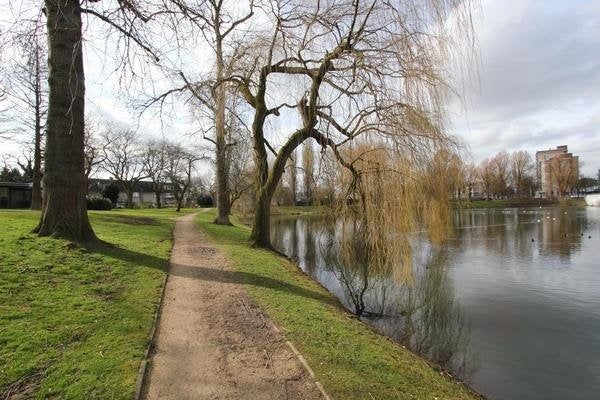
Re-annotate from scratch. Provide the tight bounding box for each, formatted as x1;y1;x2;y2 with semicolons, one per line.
0;208;189;399
196;211;481;400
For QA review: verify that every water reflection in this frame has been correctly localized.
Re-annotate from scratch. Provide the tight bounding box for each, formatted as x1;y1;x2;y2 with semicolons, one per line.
450;208;587;260
270;207;600;400
271;215;476;381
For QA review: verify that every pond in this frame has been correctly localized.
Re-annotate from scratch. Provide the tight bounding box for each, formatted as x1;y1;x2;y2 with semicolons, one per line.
269;206;600;400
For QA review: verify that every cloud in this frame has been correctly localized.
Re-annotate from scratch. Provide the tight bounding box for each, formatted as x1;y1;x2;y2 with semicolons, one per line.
452;0;600;176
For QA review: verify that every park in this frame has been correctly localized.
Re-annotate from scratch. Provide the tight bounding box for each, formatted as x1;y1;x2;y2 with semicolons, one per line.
1;1;600;399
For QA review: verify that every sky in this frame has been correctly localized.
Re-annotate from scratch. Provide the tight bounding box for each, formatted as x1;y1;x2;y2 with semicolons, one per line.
1;0;599;177
450;0;600;176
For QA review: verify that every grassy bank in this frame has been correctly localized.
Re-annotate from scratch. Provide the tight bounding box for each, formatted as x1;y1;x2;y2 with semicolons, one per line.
196;211;480;400
558;197;586;207
453;198;559;209
235;205;326;219
270;205;326;216
0;208;188;399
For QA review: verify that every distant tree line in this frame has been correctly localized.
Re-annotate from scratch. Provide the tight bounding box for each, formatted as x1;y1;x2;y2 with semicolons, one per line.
459;150;596;200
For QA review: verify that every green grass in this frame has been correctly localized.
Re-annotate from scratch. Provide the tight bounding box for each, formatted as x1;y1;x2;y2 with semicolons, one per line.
270;205;327;216
196;211;481;400
0;208;190;399
237;205;327;219
453;198;559;209
452;200;509;209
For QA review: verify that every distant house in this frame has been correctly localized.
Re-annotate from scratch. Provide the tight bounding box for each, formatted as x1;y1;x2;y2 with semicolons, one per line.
88;179;176;207
0;182;32;208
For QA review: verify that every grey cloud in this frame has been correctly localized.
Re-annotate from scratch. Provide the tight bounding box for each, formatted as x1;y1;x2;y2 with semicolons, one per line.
453;0;600;175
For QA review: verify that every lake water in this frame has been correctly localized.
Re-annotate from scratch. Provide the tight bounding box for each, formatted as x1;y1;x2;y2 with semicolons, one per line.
269;207;600;400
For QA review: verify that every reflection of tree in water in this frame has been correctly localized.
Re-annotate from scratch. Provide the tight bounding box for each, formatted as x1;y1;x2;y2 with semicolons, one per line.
271;216;324;276
318;220;476;380
451;208;586;262
539;209;585;259
317;218;367;315
401;248;476;380
304;218;318;275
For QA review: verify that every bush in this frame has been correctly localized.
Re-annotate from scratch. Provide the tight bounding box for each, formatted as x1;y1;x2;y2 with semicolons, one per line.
87;195;113;210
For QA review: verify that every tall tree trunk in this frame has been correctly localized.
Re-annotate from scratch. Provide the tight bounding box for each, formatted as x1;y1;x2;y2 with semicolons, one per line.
35;0;95;241
213;34;231;225
249;97;274;247
251;188;273;248
214;131;230;222
250;130;304;248
31;46;43;210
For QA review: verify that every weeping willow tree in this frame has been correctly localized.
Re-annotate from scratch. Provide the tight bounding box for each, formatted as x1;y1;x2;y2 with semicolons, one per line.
227;0;477;248
332;144;464;289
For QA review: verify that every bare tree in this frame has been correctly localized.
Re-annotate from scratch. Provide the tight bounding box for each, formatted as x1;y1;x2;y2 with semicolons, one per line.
462;163;479;200
143;139;168;208
511;150;534;198
316;150;340;206
15;147;34;182
228;0;476;247
478;158;494;200
83;117;109;184
0;88;8;138
226;133;253;210
1;21;48;209
100;128;147;208
149;0;254;224
165;144;202;212
549;156;578;198
490;151;511;198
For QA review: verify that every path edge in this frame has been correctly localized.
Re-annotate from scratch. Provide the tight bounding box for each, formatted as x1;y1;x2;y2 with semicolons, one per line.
133;228;174;400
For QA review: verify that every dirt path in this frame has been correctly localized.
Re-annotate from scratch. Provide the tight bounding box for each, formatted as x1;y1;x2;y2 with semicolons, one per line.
142;213;324;400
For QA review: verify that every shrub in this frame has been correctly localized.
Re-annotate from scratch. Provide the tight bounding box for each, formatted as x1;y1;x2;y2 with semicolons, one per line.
87;195;113;210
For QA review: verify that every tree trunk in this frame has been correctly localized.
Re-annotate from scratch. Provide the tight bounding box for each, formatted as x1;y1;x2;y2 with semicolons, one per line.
35;0;95;241
31;46;43;210
213;32;231;225
154;190;162;208
126;190;133;208
250;188;273;248
31;125;43;209
214;138;231;223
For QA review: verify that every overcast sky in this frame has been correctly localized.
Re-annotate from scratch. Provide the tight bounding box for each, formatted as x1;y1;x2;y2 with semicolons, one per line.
1;0;599;177
451;0;600;176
